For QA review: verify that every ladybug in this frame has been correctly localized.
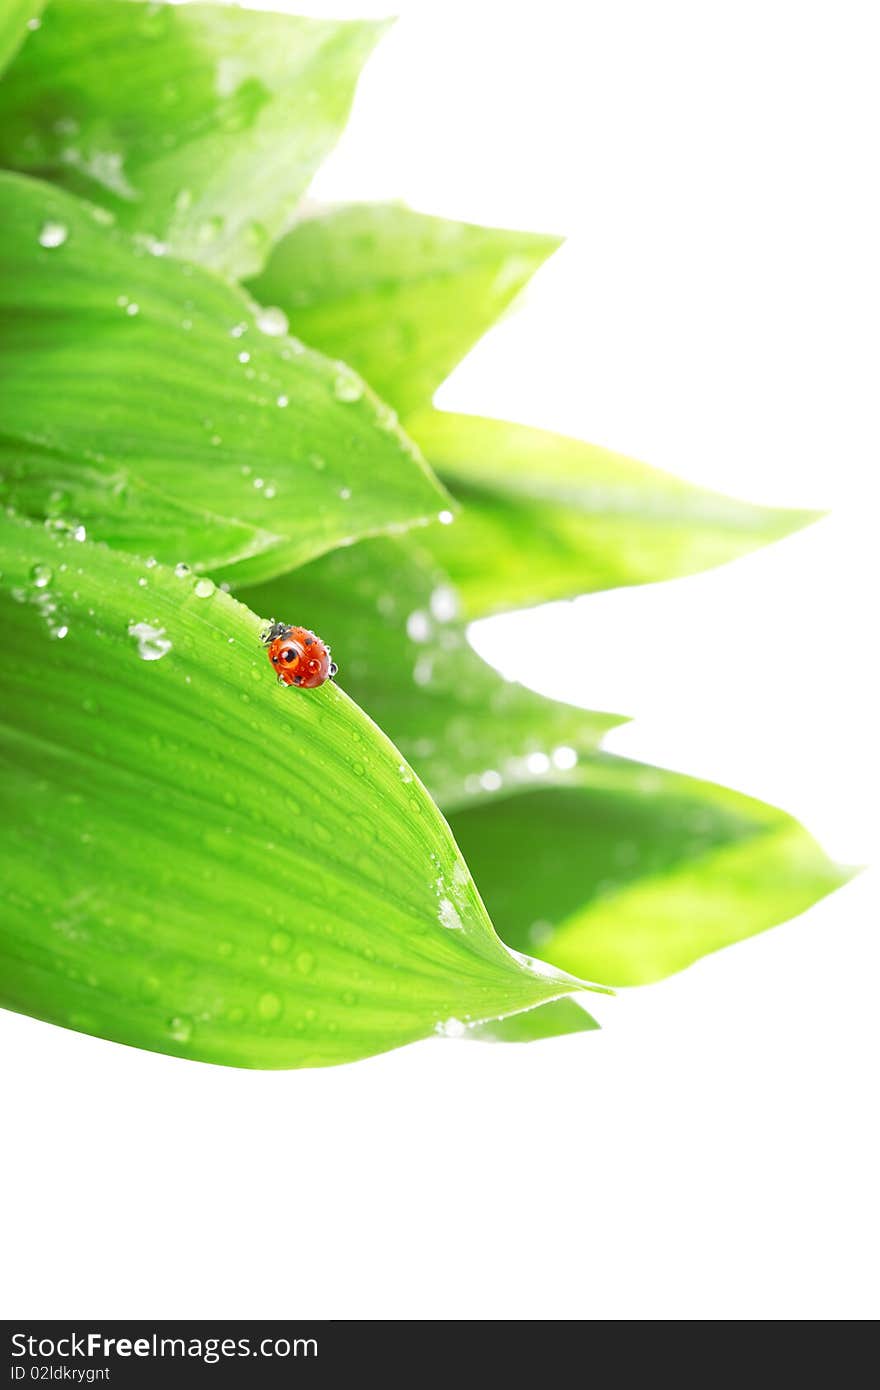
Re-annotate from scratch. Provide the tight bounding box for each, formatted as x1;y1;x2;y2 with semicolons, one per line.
261;621;337;688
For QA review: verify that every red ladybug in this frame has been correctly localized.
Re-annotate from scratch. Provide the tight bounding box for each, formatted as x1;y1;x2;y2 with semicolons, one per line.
262;622;337;688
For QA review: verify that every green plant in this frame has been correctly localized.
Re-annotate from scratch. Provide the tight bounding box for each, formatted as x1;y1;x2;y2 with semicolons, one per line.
0;1;850;1068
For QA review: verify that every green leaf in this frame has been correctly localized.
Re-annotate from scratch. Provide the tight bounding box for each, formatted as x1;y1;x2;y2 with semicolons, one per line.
0;512;590;1069
246;203;561;417
0;1;386;277
410;410;820;619
447;754;853;987
0;2;45;77
467;996;599;1044
0;174;446;580
240;535;622;812
242;201;816;613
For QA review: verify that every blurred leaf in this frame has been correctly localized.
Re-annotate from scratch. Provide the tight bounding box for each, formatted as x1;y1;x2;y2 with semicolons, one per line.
239;535;622;812
410;410;820;618
0;2;45;76
0;174;446;579
467;996;599;1043
247;202;560;416
0;0;385;277
448;754;853;987
0;512;592;1068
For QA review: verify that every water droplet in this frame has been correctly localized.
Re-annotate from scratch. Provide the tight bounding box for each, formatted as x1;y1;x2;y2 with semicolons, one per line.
398;763;413;784
252;477;264;490
198;214;224;244
413;655;433;686
479;770;503;792
437;898;464;931
256;305;289;337
429;585;458;622
128;621;172;661
125;302;140;317
333;369;363;403
257;991;282;1021
27;15;42;29
438;509;454;525
435;1017;466;1038
526;751;551;775
193;577;215;598
72;524;87;542
52;624;69;640
295;950;315;976
237;350;251;364
229;321;247;338
339;487;352;501
137;576;148;588
39;221;67;249
168;1015;193;1043
263;485;276;499
276;394;288;408
174;562;190;578
552;745;578;770
406;610;430;642
30;563;52;588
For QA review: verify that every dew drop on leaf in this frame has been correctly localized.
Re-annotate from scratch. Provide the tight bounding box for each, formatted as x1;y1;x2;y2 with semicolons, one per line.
295;950;315;976
437;898;464;930
438;509;454;525
406;610;430;642
30;563;52;588
168;1016;193;1043
333;369;363;403
128;621;172;661
435;1017;466;1038
174;562;190;578
256;305;289;337
39;222;68;249
193;577;215;598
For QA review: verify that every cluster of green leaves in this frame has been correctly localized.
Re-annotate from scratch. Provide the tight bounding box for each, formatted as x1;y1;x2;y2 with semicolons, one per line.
0;1;848;1068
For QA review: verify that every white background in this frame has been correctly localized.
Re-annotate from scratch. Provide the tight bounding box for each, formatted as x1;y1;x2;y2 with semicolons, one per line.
2;0;877;1321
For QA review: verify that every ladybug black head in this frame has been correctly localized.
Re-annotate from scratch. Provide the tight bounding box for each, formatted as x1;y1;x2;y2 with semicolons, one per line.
261;620;293;646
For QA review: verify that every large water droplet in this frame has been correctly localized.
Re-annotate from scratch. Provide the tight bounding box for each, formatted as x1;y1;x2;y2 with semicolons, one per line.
128;621;172;661
39;221;68;249
437;509;454;525
256;305;289;337
437;898;464;930
333;369;363;403
429;586;458;622
406;610;430;643
435;1017;466;1038
193;577;215;598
